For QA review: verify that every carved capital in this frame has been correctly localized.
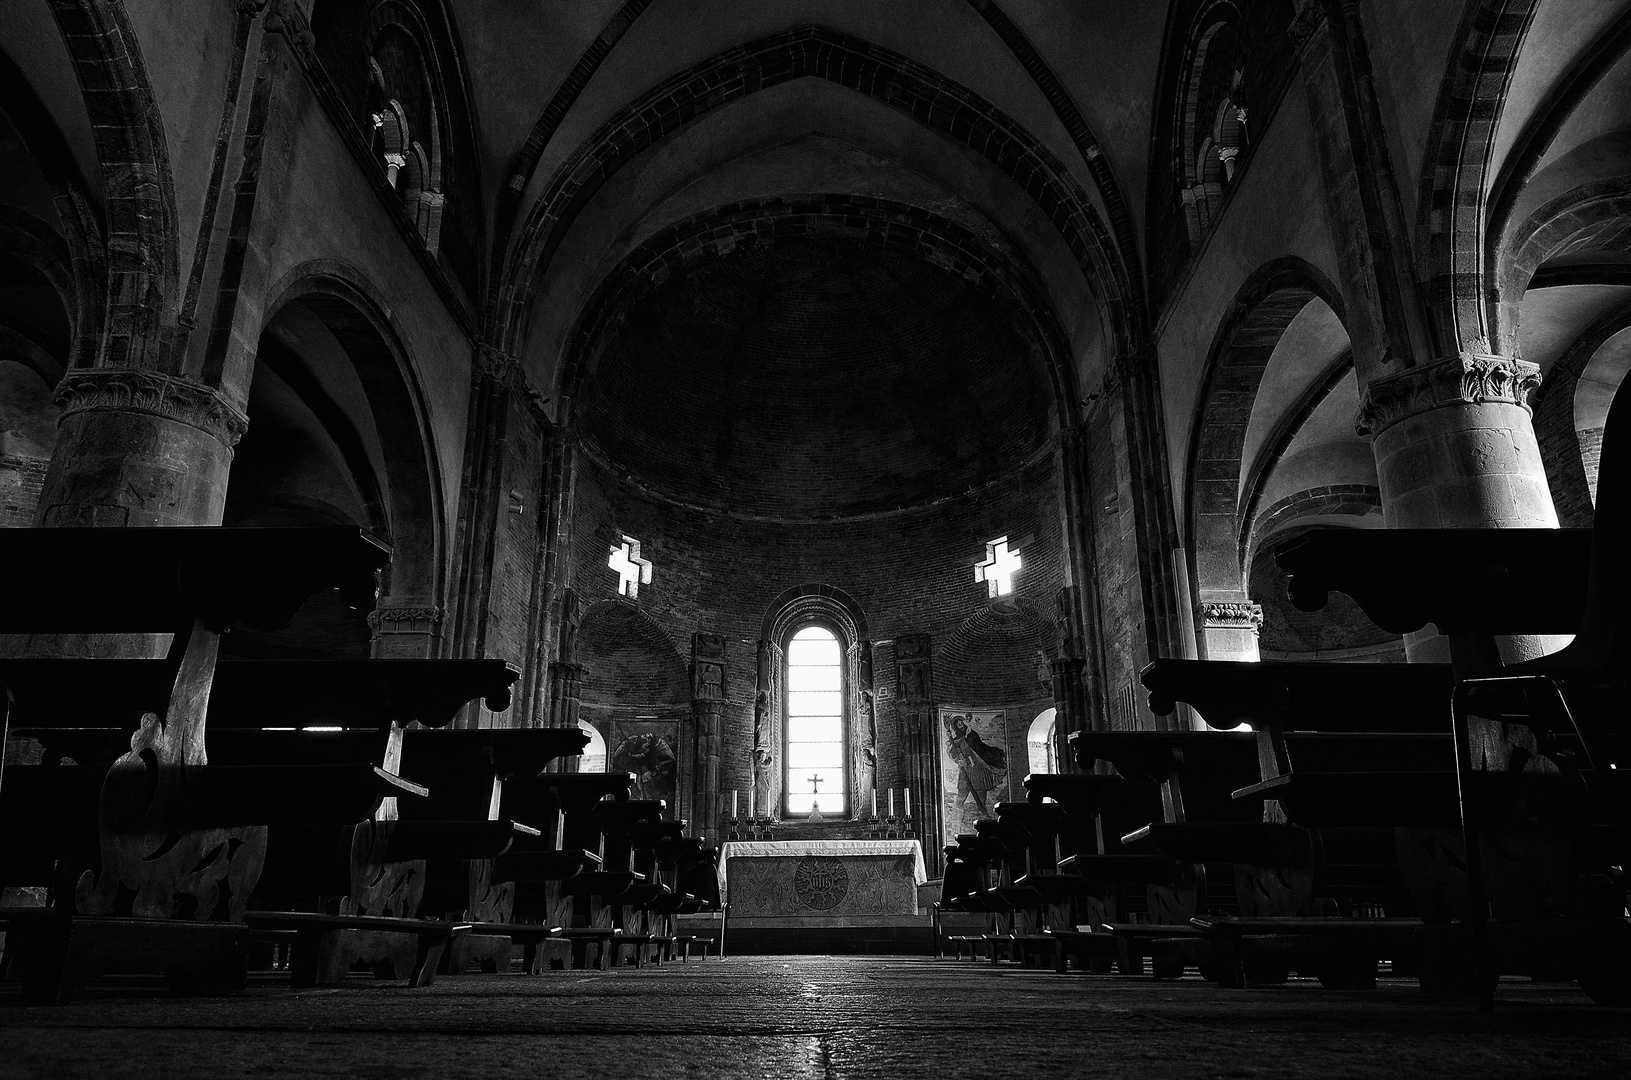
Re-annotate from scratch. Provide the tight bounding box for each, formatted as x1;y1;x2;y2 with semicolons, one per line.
1199;601;1264;632
1356;353;1542;437
366;606;445;634
55;368;249;448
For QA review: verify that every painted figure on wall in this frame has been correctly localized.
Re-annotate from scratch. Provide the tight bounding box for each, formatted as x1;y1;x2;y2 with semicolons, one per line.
611;728;678;809
939;709;1009;837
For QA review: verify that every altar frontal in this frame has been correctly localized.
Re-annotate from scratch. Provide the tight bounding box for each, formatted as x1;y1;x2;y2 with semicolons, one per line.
720;840;928;917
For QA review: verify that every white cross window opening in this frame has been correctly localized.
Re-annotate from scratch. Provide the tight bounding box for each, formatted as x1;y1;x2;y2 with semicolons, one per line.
608;535;653;598
975;535;1021;597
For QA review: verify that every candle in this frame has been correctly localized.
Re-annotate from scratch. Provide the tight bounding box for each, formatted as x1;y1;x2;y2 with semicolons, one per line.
871;788;877;819
887;788;895;817
732;789;739;819
904;787;911;819
748;786;755;819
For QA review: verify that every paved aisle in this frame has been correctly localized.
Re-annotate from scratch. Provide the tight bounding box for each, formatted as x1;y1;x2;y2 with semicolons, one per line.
2;956;1628;1079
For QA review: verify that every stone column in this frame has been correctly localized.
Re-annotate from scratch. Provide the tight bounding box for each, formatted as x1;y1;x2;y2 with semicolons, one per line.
541;588;584;733
752;639;781;819
37;370;245;528
1358;355;1558;664
894;634;940;875
690;632;726;844
851;641;878;816
1049;586;1089;769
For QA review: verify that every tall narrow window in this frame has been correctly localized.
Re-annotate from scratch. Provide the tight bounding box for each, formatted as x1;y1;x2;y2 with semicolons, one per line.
785;625;847;815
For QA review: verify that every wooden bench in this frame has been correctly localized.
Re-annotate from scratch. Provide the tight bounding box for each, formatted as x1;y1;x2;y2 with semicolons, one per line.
0;526;391;1001
242;910;470;987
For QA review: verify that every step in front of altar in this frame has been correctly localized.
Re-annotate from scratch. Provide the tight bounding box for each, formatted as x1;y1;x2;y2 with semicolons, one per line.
725;914;934;955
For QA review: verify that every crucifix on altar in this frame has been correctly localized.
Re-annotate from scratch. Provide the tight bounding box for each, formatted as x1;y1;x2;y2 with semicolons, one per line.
806;774;824;823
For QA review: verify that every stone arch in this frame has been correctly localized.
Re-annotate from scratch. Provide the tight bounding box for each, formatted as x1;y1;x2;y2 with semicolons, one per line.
1175;5;1248;243
936;597;1058;705
1498;177;1631;343
559;195;1080;434
1531;297;1631;526
1416;0;1542;354
1025;706;1058;777
310;0;483;286
1482;8;1631;353
576;599;690;708
258;262;445;609
488;5;1147;338
0;206;91;380
46;0;179;370
1185;258;1347;606
496;25;1136;360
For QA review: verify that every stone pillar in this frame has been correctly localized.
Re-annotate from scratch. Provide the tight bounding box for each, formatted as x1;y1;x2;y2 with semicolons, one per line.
1049;586;1089;770
542;588;584;732
894;634;940;876
851;641;877;815
1196;599;1264;664
690;632;726;844
1358;355;1558;664
751;639;780;819
37;370;245;528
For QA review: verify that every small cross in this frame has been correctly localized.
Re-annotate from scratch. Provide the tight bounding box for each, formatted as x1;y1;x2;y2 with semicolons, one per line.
608;535;652;598
975;536;1022;597
808;775;824;794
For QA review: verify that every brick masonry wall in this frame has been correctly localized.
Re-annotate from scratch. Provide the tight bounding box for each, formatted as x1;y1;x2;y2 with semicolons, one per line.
0;456;48;528
568;446;1066;819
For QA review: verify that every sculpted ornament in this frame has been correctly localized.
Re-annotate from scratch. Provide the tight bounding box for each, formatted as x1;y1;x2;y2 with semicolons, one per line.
1199;601;1264;632
1356;353;1541;437
55;369;249;448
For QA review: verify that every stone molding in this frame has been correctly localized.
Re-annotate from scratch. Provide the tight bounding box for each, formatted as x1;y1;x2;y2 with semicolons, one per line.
1287;0;1327;53
55;368;249;448
1199;601;1264;632
367;606;445;633
1355;353;1541;437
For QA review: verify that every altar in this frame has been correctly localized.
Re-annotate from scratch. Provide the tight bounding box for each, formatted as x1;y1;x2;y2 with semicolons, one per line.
719;840;928;917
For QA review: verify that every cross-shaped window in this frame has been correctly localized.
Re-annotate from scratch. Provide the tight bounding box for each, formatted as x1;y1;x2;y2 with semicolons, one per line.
974;535;1022;597
608;534;652;598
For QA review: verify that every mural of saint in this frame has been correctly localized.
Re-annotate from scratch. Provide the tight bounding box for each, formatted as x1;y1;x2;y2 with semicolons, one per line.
939;709;1010;836
610;729;678;810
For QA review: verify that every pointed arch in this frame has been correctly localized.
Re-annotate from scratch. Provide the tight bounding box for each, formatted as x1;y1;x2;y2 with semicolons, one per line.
495;26;1136;361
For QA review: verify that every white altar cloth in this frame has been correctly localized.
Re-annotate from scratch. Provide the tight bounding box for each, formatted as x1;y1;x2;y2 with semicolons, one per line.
718;839;927;899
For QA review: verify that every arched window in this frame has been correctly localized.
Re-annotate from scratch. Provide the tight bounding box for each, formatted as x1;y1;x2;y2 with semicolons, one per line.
785;625;847;816
1025;707;1058;777
577;722;607;774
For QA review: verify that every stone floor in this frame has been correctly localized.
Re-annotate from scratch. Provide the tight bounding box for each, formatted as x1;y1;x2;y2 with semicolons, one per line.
2;957;1629;1079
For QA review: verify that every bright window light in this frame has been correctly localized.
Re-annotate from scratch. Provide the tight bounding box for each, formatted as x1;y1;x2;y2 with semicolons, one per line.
975;535;1022;597
786;625;845;815
608;534;653;598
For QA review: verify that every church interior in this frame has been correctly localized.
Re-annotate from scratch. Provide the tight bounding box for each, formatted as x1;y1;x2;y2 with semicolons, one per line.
3;0;1631;1075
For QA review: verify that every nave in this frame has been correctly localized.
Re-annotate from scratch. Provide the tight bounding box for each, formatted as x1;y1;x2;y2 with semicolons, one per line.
2;954;1627;1080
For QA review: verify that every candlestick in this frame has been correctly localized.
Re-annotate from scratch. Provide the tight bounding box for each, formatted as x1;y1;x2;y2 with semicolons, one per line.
887;787;895;817
904;787;911;819
871;787;877;819
748;786;755;819
732;789;739;819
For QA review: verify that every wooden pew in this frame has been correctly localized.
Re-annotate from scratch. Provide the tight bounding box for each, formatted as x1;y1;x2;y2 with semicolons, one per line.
498;772;636;969
0;526;391;1003
1271;384;1631;1008
1018;773;1186;975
